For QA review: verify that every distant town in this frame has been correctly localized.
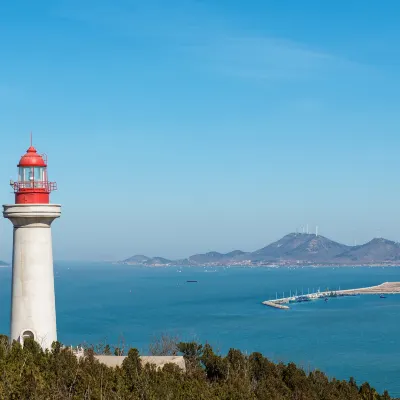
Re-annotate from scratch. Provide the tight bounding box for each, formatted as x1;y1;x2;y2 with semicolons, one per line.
118;232;400;267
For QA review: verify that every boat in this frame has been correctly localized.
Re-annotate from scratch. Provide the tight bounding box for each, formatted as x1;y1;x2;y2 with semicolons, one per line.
296;296;311;303
380;294;386;299
186;280;198;283
324;297;328;302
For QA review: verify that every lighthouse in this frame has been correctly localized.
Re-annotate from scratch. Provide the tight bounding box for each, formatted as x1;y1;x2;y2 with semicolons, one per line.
3;143;60;349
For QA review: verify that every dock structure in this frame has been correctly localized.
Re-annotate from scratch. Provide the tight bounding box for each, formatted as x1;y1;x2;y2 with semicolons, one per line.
262;282;400;310
263;301;289;310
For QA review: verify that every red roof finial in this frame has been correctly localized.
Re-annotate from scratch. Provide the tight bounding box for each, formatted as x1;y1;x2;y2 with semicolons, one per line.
30;131;32;147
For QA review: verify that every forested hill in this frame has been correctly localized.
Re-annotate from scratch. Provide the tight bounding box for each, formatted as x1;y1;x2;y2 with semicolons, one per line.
0;335;394;399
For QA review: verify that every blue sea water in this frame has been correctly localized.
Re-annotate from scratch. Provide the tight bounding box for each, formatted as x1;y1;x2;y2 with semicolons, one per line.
0;263;399;396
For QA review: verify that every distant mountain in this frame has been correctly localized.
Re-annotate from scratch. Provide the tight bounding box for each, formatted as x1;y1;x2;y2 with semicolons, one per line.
334;238;400;263
225;250;246;258
252;233;312;260
183;251;245;265
147;257;172;265
119;233;400;266
120;250;247;266
121;255;172;266
282;234;350;261
122;255;150;264
0;261;8;266
188;251;224;264
249;233;349;262
185;250;247;265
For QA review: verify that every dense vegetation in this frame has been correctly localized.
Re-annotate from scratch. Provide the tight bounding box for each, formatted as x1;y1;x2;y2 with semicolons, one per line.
0;334;395;399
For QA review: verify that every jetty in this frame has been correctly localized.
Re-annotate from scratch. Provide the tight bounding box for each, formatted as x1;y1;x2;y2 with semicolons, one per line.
262;281;400;310
263;301;290;310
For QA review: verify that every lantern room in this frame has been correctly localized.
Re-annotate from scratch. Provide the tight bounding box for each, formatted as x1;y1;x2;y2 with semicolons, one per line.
12;145;57;204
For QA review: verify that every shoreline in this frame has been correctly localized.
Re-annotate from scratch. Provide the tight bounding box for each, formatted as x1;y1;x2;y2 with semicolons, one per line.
116;263;400;268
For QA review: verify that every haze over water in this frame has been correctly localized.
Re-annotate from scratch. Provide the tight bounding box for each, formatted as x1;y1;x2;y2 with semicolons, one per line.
0;263;399;396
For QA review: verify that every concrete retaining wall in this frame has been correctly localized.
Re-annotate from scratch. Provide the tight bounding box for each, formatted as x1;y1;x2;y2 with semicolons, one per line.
94;355;186;371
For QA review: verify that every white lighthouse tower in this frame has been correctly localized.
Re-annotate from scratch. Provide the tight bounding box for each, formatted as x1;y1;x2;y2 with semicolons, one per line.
3;142;60;349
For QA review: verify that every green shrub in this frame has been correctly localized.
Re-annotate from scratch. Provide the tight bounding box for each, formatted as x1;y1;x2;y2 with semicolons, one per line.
0;335;395;400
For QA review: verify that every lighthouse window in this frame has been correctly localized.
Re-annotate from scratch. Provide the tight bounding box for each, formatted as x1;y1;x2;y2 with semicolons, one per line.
18;167;25;182
34;167;45;188
19;167;34;187
18;167;45;187
34;167;44;181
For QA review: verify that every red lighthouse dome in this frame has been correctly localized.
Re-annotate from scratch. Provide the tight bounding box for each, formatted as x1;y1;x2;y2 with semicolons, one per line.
13;144;57;204
18;146;47;168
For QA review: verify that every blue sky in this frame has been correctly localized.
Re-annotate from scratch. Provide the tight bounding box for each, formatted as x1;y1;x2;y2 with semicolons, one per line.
1;0;400;261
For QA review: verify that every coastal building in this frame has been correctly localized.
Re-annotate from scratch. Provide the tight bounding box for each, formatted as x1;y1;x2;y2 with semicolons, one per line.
3;142;60;349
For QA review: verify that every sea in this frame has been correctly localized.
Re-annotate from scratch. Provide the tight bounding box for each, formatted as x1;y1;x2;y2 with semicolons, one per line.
0;263;399;396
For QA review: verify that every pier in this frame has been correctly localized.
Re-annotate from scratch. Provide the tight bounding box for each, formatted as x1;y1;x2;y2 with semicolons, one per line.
263;301;290;310
262;282;400;310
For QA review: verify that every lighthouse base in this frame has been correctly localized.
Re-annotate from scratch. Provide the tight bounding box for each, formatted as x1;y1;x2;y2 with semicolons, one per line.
3;204;61;350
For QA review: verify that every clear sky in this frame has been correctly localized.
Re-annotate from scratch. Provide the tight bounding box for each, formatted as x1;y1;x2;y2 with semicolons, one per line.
1;0;400;261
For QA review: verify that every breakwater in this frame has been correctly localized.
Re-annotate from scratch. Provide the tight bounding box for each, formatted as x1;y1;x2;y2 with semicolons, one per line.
262;301;290;310
262;281;400;309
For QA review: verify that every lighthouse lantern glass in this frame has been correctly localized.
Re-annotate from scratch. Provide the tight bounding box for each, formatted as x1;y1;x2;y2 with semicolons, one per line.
34;167;45;181
18;166;46;188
